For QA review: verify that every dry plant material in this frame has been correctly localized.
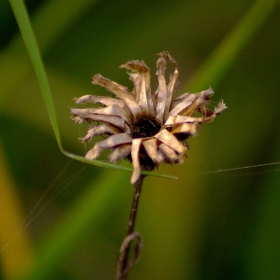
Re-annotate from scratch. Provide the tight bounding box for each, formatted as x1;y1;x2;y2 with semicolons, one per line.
71;51;227;183
71;52;227;279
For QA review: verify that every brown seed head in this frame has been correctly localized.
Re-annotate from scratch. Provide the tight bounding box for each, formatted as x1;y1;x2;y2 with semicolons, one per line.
71;52;227;184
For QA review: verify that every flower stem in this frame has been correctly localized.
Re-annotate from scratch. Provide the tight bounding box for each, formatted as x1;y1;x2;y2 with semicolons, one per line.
115;175;145;280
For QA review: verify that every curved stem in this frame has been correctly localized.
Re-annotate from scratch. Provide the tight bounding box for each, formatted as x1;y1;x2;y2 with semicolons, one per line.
115;175;145;280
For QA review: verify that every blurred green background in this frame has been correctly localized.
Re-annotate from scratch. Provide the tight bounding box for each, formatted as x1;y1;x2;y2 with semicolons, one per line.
1;0;280;279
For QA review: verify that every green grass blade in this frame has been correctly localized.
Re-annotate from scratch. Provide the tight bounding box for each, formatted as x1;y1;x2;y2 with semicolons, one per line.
9;0;61;146
0;0;100;106
8;0;177;181
186;0;278;91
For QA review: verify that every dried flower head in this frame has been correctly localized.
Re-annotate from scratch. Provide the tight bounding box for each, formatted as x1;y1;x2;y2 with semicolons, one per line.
71;52;227;184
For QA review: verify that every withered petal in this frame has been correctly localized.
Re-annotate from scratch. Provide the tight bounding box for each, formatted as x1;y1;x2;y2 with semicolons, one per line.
144;74;155;118
92;73;132;96
121;60;154;118
130;138;142;184
128;72;141;97
158;143;181;163
80;124;122;143
171;92;190;103
74;94;123;107
74;95;133;120
169;91;211;117
85;133;132;160
71;108;129;132
142;138;160;164
137;73;150;117
92;73;142;123
170;87;213;111
155;149;165;164
170;92;193;110
183;97;206;116
168;100;194;117
171;122;199;135
155;57;167;125
120;60;150;73
156;52;179;122
163;68;179;122
86;104;132;127
163;115;197;128
155;129;186;155
158;51;179;69
109;144;131;163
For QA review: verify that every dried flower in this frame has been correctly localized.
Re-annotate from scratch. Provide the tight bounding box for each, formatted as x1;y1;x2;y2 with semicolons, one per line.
71;52;226;184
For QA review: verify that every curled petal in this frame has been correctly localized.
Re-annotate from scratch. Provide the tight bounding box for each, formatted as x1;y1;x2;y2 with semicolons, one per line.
121;60;154;118
131;138;142;184
169;91;212;117
155;57;167;125
120;60;150;73
163;68;179;122
85;133;132;160
80;124;121;143
109;144;131;163
169;88;217;118
92;74;142;123
92;73;132;96
128;72;141;97
112;81;132;94
170;87;213;111
163;115;197;128
182;97;205;116
74;95;124;107
171;92;190;102
74;95;132;118
137;72;150;117
168;100;194;117
155;129;186;155
155;150;165;164
170;92;193;110
158;51;179;69
169;94;208;117
142;138;161;165
86;105;133;127
155;54;179;123
158;143;181;164
157;51;179;122
71;108;130;133
171;122;199;136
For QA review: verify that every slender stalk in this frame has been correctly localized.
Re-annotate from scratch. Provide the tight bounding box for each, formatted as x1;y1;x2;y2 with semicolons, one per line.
115;175;145;280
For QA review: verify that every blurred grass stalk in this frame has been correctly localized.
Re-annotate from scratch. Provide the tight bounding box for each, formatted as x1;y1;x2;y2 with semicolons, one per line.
0;143;34;279
186;0;278;91
4;0;278;279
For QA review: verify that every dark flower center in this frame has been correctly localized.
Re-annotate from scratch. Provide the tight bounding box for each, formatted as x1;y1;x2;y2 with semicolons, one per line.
133;119;161;139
